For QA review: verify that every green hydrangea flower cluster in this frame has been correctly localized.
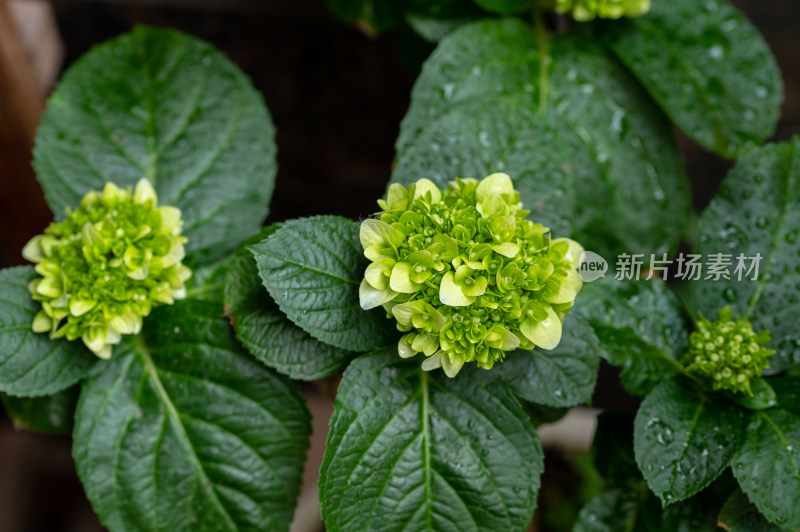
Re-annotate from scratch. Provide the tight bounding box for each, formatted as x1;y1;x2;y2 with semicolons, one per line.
684;307;773;395
359;173;584;378
552;0;650;21
23;179;191;359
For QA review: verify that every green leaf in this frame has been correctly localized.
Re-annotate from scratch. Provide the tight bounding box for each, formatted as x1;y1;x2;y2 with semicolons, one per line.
33;26;277;265
73;299;310;532
634;377;743;505
319;348;543;532
692;140;800;374
575;278;689;396
0;266;97;397
1;385;79;434
496;316;600;407
573;489;647;532
732;409;800;531
725;378;777;411
225;227;356;380
471;0;526;14
404;0;484;42
250;215;398;352
392;19;690;258
719;488;786;532
768;376;800;417
597;0;782;158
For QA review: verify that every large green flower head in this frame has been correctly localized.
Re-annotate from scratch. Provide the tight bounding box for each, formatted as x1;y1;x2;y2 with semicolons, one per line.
683;307;773;395
23;179;192;359
359;173;584;378
552;0;650;21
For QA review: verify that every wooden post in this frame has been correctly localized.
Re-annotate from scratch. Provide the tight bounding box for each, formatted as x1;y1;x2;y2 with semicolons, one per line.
0;0;53;265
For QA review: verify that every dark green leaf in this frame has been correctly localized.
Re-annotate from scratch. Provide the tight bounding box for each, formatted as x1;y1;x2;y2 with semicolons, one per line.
591;412;640;488
573;489;647;532
732;409;800;531
0;267;97;397
393;19;690;258
34;26;277;265
496;316;600;407
225;227;355;380
73;299;310;532
575;278;689;396
719;489;786;532
634;377;743;505
521;402;569;427
597;0;782;158
319;348;542;532
692;140;800;374
725;378;777;411
470;0;526;14
769;376;800;417
1;385;79;434
250;215;398;352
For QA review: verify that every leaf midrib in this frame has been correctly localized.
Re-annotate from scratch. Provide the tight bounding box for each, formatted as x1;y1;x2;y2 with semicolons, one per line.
135;333;238;531
745;141;797;319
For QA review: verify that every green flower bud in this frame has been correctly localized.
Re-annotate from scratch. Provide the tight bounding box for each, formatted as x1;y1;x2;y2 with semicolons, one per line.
683;307;773;395
553;0;650;21
23;178;192;359
359;173;584;378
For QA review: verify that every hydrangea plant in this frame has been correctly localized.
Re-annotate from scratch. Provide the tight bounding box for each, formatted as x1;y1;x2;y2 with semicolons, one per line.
0;0;797;530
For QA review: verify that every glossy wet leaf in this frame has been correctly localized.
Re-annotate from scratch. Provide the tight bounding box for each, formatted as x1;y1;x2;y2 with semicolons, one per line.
250;215;398;352
0;267;97;397
634;377;743;505
34;26;277;265
496;316;600;407
1;385;79;434
575;278;689;396
598;0;782;158
732;409;800;531
692;140;800;374
225;227;356;380
573;489;646;532
319;348;542;532
73;299;310;532
768;376;800;417
725;378;777;411
719;488;786;532
393;19;690;258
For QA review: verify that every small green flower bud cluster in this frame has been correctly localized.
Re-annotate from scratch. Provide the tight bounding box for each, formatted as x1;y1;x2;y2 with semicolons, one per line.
553;0;650;21
23;179;191;359
359;173;584;378
684;307;773;395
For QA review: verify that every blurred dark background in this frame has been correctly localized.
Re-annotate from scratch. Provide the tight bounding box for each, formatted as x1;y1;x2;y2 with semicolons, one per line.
0;0;798;530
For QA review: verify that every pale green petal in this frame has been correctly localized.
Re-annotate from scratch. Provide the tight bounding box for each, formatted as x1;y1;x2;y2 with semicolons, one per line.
398;336;418;358
552;237;585;268
82;328;108;356
421;352;443;371
520;307;563;350
500;329;521;351
21;235;45;263
134;178;158;204
389;262;422;293
476;172;513;203
492;242;520;258
546;268;583;305
102;182;126;201
439;272;476;307
412;178;442;203
365;259;393;290
391;300;426;327
360;218;405;250
70;299;97;317
36;277;61;298
440;352;465;378
32;311;52;333
359;278;398;310
159;206;183;235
